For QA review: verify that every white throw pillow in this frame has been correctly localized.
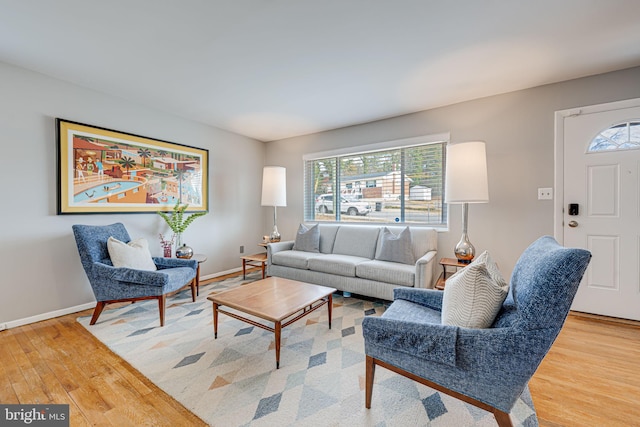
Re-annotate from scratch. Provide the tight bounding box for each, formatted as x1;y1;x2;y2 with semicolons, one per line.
441;251;508;328
107;236;157;271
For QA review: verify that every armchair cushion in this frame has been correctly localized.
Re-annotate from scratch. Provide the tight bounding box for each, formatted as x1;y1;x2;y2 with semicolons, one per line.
107;236;157;271
375;227;415;265
441;251;508;328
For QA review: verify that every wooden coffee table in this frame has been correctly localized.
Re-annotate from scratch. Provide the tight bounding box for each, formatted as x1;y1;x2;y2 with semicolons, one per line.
207;277;336;369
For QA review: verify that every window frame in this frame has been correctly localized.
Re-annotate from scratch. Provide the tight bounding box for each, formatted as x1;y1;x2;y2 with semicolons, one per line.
303;133;450;227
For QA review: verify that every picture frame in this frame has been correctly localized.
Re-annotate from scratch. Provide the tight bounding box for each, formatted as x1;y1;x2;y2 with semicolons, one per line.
56;119;209;214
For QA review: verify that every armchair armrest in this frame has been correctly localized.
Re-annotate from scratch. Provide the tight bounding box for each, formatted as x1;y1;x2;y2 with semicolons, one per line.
415;250;437;289
92;262;167;287
362;316;458;367
393;287;444;311
152;257;198;271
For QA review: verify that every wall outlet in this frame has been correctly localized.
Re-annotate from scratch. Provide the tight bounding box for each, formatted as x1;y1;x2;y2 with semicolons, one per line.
538;187;553;200
240;245;244;254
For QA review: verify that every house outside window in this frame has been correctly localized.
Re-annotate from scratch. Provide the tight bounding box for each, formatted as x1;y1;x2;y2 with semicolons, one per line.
303;134;447;226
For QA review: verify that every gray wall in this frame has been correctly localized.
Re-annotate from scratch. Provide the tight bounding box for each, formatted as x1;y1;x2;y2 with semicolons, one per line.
0;62;265;327
265;66;640;280
3;60;639;327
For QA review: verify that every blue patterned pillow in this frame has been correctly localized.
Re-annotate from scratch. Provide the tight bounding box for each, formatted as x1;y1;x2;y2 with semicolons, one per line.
292;223;320;253
375;227;415;265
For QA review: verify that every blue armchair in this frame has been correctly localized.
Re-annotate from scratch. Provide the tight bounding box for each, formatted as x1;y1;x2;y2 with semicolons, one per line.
72;223;199;326
362;236;591;426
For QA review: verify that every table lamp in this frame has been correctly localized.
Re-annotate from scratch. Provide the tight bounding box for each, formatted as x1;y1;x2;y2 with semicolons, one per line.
445;141;489;263
261;166;287;242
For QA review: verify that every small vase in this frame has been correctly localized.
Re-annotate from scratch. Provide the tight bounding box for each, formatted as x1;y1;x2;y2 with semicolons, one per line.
176;243;193;259
162;243;172;258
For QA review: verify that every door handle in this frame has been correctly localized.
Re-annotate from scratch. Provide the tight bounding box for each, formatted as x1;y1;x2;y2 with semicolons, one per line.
568;220;578;228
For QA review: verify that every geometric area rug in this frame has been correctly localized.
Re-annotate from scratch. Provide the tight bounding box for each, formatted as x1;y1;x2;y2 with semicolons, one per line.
77;273;538;427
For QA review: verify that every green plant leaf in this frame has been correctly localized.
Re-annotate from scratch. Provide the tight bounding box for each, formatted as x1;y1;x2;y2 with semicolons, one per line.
157;201;207;234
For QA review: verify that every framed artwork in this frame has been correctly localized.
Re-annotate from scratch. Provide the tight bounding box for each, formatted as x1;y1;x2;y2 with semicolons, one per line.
57;119;209;214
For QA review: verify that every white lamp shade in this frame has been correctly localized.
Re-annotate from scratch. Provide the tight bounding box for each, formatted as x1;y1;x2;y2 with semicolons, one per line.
261;166;287;207
445;141;489;203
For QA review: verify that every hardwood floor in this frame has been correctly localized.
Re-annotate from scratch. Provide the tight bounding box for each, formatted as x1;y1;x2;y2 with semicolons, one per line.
531;313;640;427
2;273;639;426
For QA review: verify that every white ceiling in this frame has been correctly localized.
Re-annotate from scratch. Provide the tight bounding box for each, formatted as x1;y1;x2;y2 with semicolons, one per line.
2;1;640;142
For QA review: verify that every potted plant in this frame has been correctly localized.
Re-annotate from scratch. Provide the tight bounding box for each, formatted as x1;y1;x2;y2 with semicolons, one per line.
158;202;207;258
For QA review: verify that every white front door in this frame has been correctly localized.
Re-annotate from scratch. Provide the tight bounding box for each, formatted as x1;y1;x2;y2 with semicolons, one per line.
562;100;640;321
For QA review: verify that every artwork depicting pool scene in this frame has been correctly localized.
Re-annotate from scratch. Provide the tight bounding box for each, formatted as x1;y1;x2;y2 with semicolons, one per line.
57;119;208;214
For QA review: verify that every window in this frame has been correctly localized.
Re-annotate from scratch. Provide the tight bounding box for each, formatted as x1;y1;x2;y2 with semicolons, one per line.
588;121;640;152
304;135;447;225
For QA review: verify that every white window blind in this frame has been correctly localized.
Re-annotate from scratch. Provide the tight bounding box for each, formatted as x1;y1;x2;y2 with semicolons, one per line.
303;139;447;225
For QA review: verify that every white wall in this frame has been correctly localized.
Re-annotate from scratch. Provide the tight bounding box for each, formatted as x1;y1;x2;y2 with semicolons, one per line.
265;66;640;281
0;62;265;327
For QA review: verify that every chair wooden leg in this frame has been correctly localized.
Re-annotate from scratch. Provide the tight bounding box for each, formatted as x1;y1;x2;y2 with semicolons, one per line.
89;301;107;325
365;355;376;408
158;295;166;327
190;278;197;302
493;410;514;427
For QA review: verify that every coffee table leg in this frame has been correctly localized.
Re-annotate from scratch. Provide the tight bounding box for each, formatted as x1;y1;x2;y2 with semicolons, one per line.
242;259;247;279
213;302;219;339
328;294;333;329
275;321;282;369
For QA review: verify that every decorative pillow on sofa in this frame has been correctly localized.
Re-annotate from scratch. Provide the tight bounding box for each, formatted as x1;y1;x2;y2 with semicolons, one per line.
375;227;415;265
292;223;320;253
441;251;508;328
107;236;157;271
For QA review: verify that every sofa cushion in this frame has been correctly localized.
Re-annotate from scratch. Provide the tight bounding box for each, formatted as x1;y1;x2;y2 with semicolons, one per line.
357;260;415;287
307;254;369;277
293;223;320;253
272;250;325;269
375;227;415;265
318;224;340;254
377;226;437;262
332;226;380;259
441;251;508;328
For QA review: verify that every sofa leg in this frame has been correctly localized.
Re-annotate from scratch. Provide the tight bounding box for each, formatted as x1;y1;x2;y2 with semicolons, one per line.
365;355;376;408
89;301;107;325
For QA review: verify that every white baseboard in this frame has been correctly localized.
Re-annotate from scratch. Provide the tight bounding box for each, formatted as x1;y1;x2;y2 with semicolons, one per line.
200;267;242;281
1;268;245;331
4;302;96;330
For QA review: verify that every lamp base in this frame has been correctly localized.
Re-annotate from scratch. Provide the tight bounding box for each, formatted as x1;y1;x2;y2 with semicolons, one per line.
454;232;475;264
270;225;281;243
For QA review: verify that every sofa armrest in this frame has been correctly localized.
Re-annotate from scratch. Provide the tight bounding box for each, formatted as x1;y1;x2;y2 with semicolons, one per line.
266;240;295;264
415;250;437;289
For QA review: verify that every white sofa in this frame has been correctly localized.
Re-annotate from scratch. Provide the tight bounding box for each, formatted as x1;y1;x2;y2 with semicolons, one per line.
266;224;438;301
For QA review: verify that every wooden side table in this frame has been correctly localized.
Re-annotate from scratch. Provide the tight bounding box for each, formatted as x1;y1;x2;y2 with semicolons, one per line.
240;253;267;279
435;257;469;290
